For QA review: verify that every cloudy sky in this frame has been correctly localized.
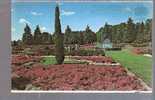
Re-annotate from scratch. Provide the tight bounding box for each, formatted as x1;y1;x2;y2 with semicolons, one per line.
11;1;153;40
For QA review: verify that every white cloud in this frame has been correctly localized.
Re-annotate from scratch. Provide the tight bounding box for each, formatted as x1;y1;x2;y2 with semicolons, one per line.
41;26;46;31
61;10;75;16
31;11;43;16
19;18;31;24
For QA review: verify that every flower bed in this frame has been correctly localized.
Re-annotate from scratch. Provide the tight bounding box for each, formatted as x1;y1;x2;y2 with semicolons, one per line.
12;55;42;65
132;47;152;55
132;48;145;55
12;64;145;91
79;44;96;50
72;56;115;64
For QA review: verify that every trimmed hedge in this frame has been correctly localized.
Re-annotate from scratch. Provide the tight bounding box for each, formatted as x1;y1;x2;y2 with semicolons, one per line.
105;48;122;51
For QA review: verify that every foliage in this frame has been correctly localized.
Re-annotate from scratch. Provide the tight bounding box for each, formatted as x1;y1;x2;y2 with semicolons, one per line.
64;25;72;44
54;5;65;64
125;17;136;43
21;24;54;45
33;25;42;44
64;29;83;44
41;32;53;44
96;23;112;43
96;18;152;46
20;17;152;47
83;25;97;44
22;24;33;45
64;25;96;45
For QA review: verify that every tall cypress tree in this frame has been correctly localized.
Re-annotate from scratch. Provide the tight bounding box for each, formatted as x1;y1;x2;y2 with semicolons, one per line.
22;23;33;45
54;5;64;64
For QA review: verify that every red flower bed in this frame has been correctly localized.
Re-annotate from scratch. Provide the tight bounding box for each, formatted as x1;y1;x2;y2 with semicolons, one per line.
132;48;145;55
72;56;114;63
12;55;42;65
12;64;145;91
80;44;96;49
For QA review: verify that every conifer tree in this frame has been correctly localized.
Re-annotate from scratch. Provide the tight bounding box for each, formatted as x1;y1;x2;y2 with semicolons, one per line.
34;25;42;44
54;5;64;64
22;24;33;45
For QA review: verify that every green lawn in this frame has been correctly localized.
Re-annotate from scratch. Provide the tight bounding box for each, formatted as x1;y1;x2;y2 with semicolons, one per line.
41;56;87;65
41;56;57;65
106;49;152;86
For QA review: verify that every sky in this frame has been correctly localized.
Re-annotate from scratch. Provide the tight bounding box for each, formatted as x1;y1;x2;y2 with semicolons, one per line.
11;1;153;40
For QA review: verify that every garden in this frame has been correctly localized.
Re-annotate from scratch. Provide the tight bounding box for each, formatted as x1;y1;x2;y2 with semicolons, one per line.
11;4;152;91
12;54;150;91
11;45;152;91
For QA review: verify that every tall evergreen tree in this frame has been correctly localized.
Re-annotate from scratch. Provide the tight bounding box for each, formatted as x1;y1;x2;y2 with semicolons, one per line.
125;17;136;43
144;19;152;42
83;25;96;44
137;22;145;43
22;24;33;45
96;23;112;43
96;27;104;43
64;25;72;44
54;5;64;64
119;23;127;43
64;26;83;45
33;25;42;44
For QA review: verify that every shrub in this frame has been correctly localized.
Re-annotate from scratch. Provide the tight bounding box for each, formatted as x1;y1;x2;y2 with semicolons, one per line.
105;48;122;51
12;76;31;90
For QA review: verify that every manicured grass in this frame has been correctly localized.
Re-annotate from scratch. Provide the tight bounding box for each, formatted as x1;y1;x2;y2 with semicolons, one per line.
106;49;152;86
41;56;87;65
41;56;57;65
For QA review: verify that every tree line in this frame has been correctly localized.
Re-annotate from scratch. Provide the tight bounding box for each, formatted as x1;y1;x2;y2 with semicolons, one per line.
64;25;96;45
12;24;97;46
12;12;152;47
21;24;53;45
97;18;152;45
